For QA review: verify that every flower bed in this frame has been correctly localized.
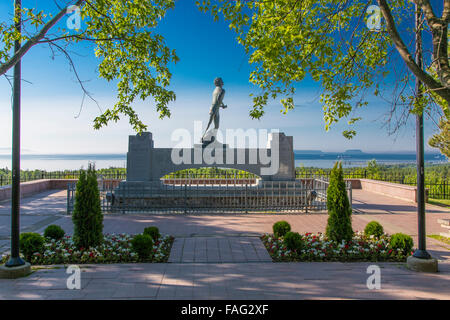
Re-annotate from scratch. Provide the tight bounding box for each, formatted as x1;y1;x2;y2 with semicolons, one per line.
1;233;174;265
261;232;413;262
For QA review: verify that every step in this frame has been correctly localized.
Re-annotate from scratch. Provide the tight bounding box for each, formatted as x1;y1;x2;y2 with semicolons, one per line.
438;219;450;226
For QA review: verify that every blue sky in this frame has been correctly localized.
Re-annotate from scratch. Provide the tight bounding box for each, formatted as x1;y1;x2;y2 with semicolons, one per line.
0;0;443;154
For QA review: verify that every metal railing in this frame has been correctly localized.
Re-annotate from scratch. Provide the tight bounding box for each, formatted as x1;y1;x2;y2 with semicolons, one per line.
2;168;448;199
66;178;343;214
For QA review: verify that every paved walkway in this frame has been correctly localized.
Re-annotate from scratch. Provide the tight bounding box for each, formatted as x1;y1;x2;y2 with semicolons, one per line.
1;189;449;299
169;236;272;263
1;261;449;299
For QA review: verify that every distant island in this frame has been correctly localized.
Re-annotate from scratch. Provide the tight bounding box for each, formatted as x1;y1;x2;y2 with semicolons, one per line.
343;149;364;154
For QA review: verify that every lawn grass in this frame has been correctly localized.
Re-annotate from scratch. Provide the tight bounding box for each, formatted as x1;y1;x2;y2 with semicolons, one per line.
428;234;450;246
427;198;450;208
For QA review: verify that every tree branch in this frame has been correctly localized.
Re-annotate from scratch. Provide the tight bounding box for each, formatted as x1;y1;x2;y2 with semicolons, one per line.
413;0;437;22
0;0;85;77
377;0;450;101
48;40;101;115
443;0;450;22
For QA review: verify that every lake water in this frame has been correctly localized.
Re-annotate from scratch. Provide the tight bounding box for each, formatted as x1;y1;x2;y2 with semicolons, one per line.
0;152;447;171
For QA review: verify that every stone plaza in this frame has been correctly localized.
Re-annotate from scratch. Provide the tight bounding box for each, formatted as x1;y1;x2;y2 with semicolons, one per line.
0;186;449;299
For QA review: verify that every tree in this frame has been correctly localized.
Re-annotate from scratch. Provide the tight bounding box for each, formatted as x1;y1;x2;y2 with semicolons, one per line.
72;164;103;249
0;0;178;132
325;162;353;243
366;159;381;179
428;116;450;157
196;0;450;137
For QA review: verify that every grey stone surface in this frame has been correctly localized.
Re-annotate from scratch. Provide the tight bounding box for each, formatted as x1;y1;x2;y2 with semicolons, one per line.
407;256;439;273
1;261;449;299
168;236;272;263
0;262;31;279
126;132;153;182
125;131;295;182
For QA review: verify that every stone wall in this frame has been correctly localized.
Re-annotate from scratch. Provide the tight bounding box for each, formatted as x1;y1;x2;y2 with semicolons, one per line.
0;179;123;202
356;179;426;203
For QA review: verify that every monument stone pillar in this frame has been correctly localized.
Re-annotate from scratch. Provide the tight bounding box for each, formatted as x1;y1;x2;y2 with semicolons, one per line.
126;132;153;182
267;132;295;181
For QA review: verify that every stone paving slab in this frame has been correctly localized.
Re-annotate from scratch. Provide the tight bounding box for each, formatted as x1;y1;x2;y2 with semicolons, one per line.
168;236;272;263
0;189;67;215
0;190;67;241
0;261;449;300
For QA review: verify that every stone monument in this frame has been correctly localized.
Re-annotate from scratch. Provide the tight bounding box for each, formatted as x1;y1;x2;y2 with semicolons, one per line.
124;131;295;183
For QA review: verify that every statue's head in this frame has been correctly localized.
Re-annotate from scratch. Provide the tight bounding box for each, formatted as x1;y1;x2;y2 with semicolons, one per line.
214;77;224;87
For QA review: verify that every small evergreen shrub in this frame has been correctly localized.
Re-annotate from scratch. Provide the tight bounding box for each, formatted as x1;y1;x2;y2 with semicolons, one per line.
390;233;414;255
284;232;303;251
273;221;291;237
325;162;353;242
44;225;65;240
143;226;160;241
131;234;154;260
364;221;384;238
20;232;44;261
72;164;104;249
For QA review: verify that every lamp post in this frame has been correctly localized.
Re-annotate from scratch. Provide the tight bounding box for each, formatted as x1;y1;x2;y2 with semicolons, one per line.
5;0;25;268
405;4;438;272
412;3;431;260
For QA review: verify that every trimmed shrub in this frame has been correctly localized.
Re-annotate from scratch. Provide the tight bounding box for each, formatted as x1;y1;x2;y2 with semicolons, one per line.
72;164;104;249
20;232;44;261
284;232;303;251
390;233;414;255
143;226;160;241
273;221;291;237
44;225;65;241
364;221;384;238
325;162;353;242
131;234;154;260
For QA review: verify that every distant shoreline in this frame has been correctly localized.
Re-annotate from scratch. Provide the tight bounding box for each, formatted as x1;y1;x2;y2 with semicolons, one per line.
0;152;447;171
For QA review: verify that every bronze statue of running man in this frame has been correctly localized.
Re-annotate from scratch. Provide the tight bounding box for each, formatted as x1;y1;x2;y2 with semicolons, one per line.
201;77;227;145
